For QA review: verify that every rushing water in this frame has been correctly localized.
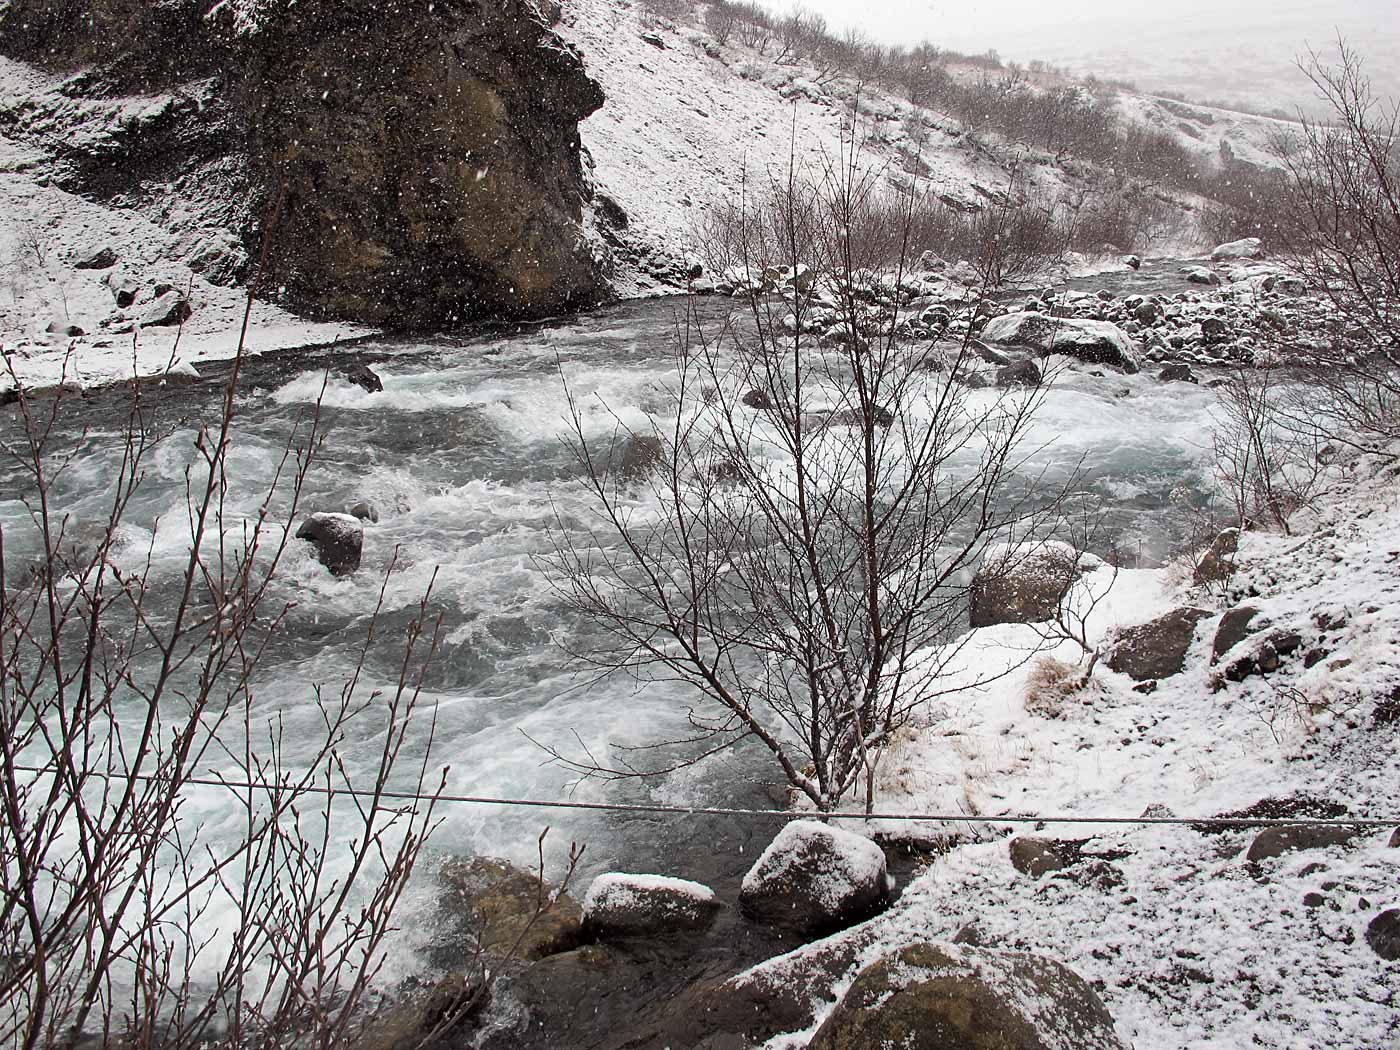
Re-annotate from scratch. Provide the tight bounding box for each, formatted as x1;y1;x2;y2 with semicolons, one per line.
0;291;1222;984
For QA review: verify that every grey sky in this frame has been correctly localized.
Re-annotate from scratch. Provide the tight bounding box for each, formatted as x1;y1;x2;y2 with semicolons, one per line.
757;0;1399;113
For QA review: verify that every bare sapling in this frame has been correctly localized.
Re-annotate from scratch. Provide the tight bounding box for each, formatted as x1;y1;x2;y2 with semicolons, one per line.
545;126;1070;814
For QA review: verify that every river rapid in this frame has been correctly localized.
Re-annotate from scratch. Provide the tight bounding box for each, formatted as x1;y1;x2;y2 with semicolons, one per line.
0;289;1222;984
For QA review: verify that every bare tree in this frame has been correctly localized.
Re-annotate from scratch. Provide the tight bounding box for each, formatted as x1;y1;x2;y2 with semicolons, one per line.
1274;42;1400;444
545;138;1064;813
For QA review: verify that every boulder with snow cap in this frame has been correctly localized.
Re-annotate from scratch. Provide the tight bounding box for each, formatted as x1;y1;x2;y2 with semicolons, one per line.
740;820;888;935
1211;237;1264;261
1106;606;1211;681
1182;266;1221;286
582;873;720;937
969;542;1099;629
139;291;192;328
979;312;1139;373
296;512;363;576
808;942;1127;1050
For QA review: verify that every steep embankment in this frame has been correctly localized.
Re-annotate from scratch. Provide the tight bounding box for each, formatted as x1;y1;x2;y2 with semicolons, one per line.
0;0;609;331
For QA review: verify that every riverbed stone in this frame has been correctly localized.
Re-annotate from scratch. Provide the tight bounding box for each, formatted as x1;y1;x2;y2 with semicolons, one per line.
582;873;720;937
1245;824;1363;862
615;433;666;479
356;973;487;1050
808;942;1127;1050
295;511;363;576
1106;606;1211;681
342;361;383;393
979;311;1139;372
740;820;888;935
438;855;584;961
1211;237;1264;261
74;244;118;269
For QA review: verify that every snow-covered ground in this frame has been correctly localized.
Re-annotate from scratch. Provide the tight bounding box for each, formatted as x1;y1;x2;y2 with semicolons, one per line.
750;443;1400;1049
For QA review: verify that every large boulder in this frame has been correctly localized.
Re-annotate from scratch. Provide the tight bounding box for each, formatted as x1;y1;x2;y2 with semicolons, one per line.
1193;527;1240;586
438;855;583;961
740;820;888;935
1245;824;1363;863
979;312;1139;373
1106;606;1212;681
808;942;1127;1050
582;873;720;937
969;542;1096;629
139;291;193;328
295;512;364;576
1210;237;1264;261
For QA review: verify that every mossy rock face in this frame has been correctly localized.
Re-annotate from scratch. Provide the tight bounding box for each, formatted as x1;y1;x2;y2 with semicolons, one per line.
808;943;1127;1050
438;855;584;962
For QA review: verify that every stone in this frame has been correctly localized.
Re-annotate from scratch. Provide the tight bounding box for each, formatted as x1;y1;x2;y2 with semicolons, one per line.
349;500;380;523
996;358;1042;388
1389;828;1400;848
808;942;1127;1050
1134;301;1163;325
979;311;1139;373
615;434;666;479
45;320;85;337
1008;836;1085;878
1245;824;1363;863
341;362;384;393
438;855;583;961
1200;317;1230;343
1106;606;1212;681
740;820;888;935
1182;266;1220;285
741;388;775;410
139;291;192;328
1193;527;1240;586
1158;363;1198;383
73;244;118;270
969;541;1095;629
582;873;720;937
1211;603;1261;664
1124;254;1141;269
354;973;486;1050
1210;237;1264;261
295;512;363;576
1367;909;1400;961
109;278;139;309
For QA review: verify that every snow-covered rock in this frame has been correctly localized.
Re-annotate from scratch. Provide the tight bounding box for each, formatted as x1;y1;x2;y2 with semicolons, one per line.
1182;265;1221;285
582;873;720;937
1105;606;1212;682
979;312;1140;372
740;820;888;935
1211;236;1264;260
808;943;1127;1050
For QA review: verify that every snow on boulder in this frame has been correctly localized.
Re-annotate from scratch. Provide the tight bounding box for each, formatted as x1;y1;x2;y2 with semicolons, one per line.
1182;265;1221;286
740;820;888;935
295;512;364;577
978;312;1139;373
969;541;1100;629
139;291;193;328
1105;606;1212;681
582;873;720;937
807;942;1127;1050
1211;237;1264;261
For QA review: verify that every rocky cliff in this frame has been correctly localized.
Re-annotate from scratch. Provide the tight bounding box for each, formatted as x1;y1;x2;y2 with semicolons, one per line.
0;0;610;327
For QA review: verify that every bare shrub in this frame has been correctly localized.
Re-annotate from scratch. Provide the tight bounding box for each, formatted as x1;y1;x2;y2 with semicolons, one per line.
1024;655;1085;718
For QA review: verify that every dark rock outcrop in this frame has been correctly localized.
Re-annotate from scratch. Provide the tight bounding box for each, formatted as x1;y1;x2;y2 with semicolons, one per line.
1366;909;1400;961
1245;824;1363;863
0;0;610;328
969;542;1093;629
808;943;1127;1050
438;855;583;961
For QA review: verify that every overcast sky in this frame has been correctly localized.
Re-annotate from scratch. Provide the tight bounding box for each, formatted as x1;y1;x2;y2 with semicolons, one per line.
757;0;1399;113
